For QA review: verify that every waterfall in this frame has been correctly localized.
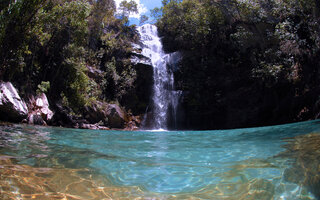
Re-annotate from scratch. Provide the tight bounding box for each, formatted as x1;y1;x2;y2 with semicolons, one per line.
137;24;180;130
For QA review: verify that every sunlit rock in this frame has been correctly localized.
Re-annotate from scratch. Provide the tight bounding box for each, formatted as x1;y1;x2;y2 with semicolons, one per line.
27;93;53;125
0;81;28;122
37;93;53;121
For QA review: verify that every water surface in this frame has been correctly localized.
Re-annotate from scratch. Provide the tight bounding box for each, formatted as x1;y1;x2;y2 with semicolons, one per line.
1;120;320;199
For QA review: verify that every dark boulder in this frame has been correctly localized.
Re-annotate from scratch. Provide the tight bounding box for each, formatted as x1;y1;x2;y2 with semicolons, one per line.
50;103;77;127
28;114;46;126
106;104;128;128
84;101;108;125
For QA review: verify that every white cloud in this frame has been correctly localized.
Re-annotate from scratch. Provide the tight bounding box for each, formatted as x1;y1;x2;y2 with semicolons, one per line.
114;0;148;19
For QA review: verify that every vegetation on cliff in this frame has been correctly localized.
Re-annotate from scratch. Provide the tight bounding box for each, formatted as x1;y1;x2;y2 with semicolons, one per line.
0;0;152;127
154;0;320;129
2;0;320;129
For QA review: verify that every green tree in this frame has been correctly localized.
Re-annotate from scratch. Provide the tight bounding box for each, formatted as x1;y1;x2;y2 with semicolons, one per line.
0;0;153;121
150;7;162;21
153;0;320;129
0;0;45;80
118;0;138;24
139;15;149;25
88;0;116;50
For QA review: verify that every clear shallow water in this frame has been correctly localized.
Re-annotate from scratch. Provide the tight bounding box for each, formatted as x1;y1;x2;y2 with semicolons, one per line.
1;120;320;199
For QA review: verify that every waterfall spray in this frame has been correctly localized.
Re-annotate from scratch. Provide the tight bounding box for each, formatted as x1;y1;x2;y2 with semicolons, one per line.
137;24;180;130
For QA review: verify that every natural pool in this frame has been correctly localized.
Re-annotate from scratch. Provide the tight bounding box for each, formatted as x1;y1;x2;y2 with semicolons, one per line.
0;120;320;199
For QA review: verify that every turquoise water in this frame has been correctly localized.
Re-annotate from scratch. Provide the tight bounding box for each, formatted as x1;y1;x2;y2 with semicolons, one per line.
1;120;320;199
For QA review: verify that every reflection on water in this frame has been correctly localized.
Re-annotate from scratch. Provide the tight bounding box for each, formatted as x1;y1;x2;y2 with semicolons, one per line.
0;121;320;199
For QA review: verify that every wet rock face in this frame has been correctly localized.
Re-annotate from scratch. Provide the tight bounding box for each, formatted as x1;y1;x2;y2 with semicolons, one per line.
125;42;153;116
0;82;28;122
121;62;153;115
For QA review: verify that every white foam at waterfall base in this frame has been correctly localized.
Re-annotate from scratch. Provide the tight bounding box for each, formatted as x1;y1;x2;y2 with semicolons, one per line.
137;24;180;130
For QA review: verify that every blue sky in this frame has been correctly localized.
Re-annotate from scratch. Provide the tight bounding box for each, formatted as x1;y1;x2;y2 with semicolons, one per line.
140;0;162;11
114;0;162;25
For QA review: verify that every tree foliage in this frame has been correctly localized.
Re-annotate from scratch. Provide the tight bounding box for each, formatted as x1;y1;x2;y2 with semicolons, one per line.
0;0;141;116
119;0;138;17
0;0;45;79
139;15;149;25
156;0;320;129
117;0;138;25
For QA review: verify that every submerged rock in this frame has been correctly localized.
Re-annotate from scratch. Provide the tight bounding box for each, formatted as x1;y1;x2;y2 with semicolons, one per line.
0;82;28;122
0;155;148;200
277;133;320;199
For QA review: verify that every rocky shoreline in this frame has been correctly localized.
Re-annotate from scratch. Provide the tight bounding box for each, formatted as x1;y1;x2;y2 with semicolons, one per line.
0;81;142;131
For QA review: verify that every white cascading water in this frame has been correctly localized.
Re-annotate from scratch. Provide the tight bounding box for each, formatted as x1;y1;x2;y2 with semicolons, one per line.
137;24;180;130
